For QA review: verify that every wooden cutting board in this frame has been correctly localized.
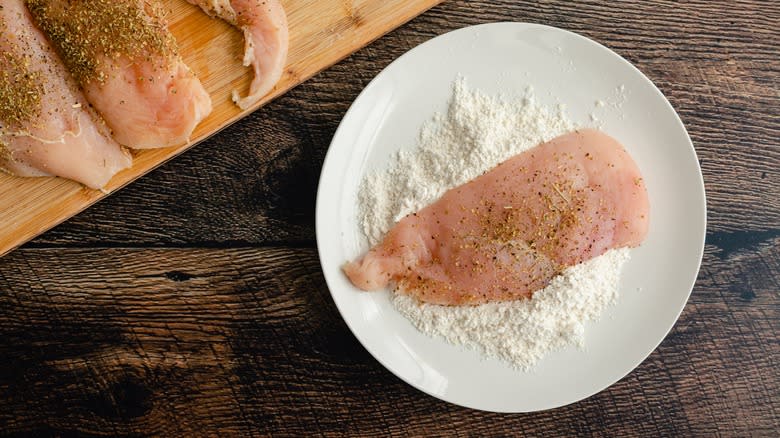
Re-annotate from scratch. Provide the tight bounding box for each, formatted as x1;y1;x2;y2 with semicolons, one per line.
0;0;442;257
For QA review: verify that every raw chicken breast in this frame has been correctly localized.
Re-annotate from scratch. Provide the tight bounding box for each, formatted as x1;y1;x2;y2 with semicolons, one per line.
25;0;213;149
0;0;131;189
188;0;288;109
344;130;650;305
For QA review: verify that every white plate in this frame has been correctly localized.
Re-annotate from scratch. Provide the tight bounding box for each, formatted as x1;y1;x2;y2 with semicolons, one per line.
315;22;706;412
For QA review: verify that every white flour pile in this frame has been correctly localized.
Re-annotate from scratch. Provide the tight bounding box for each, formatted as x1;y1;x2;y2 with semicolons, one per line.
393;248;629;370
356;78;630;370
359;78;576;244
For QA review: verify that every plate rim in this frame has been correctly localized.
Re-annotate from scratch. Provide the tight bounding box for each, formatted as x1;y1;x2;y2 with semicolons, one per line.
315;21;707;412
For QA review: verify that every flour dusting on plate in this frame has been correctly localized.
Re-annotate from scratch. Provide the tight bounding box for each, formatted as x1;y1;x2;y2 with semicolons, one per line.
393;248;629;370
356;78;631;370
359;78;576;245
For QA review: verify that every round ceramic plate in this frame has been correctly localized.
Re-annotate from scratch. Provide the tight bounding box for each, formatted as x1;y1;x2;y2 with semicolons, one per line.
315;22;705;412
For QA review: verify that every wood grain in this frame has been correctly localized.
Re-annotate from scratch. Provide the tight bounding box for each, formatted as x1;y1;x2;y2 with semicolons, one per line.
0;0;443;257
1;0;779;436
0;242;777;436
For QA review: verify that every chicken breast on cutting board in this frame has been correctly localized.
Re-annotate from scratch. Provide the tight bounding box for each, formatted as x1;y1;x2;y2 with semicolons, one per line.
25;0;213;149
344;129;650;305
0;0;131;189
188;0;288;109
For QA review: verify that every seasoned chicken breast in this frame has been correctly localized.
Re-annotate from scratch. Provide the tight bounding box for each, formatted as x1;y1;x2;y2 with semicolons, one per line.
0;0;131;189
188;0;288;109
25;0;213;149
344;130;650;305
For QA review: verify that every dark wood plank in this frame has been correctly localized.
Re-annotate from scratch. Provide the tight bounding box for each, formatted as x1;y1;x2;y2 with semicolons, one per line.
0;244;776;436
26;0;779;248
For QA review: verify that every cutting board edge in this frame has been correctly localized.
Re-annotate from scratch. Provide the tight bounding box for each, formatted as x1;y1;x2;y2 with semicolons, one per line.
0;0;444;257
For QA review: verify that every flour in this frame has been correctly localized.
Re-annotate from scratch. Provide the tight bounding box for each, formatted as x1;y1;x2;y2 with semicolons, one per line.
359;78;575;245
355;78;630;370
393;248;629;371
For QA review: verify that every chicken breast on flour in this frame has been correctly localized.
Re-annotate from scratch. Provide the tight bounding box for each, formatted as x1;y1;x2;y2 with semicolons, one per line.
344;129;650;305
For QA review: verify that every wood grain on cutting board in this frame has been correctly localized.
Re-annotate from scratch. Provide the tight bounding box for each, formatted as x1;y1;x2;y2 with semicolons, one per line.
0;0;442;256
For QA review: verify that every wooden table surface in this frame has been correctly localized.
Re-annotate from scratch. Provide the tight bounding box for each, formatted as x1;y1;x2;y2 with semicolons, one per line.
1;1;778;436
